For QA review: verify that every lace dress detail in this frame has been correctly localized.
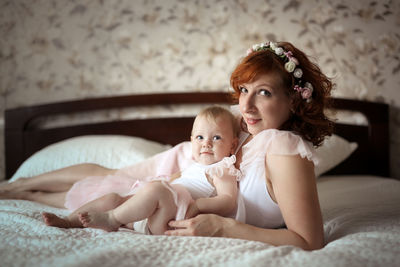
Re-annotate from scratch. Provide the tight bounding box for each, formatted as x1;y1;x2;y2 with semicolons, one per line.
172;155;241;199
241;129;318;168
204;155;242;182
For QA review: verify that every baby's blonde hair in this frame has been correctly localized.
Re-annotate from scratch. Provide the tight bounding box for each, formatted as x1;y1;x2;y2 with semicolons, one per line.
194;106;239;137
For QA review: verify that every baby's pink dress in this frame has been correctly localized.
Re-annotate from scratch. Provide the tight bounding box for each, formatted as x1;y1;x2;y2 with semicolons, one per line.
64;141;194;211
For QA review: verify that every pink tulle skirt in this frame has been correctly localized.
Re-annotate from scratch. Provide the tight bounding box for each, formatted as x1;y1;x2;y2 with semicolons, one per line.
64;172;148;211
64;173;193;222
64;141;194;212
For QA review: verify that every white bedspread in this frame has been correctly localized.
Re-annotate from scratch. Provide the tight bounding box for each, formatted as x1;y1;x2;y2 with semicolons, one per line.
1;175;400;267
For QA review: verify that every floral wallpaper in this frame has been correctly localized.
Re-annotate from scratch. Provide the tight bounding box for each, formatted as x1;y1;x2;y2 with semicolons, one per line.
1;0;399;179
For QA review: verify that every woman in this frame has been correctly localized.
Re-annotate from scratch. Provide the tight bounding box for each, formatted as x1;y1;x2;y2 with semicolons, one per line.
1;41;333;250
166;41;333;250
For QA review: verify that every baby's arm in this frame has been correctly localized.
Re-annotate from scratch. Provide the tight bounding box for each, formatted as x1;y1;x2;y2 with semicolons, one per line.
186;172;238;218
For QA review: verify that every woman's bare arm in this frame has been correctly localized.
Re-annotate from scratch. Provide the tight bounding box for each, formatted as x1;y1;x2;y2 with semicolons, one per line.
266;154;324;250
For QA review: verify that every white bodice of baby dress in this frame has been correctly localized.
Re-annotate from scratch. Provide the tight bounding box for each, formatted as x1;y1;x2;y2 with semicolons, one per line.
172;155;242;199
172;155;246;222
237;129;318;229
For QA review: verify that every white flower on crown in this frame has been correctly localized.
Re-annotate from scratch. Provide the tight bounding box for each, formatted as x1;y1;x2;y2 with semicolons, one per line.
270;42;278;49
293;68;303;78
252;44;260;51
304;82;313;92
274;47;284;56
284;61;296;72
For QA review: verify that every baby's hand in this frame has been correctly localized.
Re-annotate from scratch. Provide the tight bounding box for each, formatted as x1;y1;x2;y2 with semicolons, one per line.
185;201;200;219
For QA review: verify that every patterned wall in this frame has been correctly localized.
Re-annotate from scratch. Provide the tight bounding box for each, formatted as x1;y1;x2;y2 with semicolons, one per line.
1;0;399;179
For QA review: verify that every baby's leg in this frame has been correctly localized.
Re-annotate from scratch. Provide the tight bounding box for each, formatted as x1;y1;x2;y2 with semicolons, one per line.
79;181;177;234
43;193;128;228
79;211;121;232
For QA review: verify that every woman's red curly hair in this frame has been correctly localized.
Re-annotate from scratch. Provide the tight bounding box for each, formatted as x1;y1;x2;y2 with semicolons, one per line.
230;41;334;147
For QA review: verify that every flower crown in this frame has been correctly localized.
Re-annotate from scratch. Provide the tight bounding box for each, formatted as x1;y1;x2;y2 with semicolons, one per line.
246;42;313;102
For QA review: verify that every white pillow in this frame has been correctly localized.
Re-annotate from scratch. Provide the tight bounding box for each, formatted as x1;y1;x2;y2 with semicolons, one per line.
10;133;355;181
10;135;172;181
314;134;358;177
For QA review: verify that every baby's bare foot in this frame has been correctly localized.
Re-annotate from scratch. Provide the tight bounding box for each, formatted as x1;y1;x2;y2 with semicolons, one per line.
78;211;120;232
42;212;76;228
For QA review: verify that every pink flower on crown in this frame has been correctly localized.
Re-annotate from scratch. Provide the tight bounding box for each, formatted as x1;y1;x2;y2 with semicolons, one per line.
294;85;302;92
289;57;299;65
301;88;312;99
284;51;293;58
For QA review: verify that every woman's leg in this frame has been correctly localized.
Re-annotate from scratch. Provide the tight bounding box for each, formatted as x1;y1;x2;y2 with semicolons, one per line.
0;191;67;208
43;193;129;228
0;163;117;207
0;163;116;193
79;181;177;234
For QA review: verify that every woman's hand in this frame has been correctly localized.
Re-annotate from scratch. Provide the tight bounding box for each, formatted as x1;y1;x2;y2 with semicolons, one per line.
165;214;228;237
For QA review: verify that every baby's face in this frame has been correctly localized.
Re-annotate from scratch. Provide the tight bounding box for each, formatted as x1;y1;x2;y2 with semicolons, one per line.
191;115;237;165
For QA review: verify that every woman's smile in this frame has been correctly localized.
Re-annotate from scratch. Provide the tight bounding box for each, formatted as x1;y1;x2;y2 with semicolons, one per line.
245;117;261;125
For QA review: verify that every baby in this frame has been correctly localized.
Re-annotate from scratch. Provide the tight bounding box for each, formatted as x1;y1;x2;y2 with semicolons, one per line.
43;106;242;235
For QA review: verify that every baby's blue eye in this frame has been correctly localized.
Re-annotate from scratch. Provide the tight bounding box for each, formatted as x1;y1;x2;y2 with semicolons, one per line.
213;135;221;141
196;135;204;140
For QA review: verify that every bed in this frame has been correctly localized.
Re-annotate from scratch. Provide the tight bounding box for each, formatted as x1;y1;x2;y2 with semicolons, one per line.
1;92;400;267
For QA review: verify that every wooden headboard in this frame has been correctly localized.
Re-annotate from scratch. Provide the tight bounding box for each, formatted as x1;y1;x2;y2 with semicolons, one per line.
4;92;389;179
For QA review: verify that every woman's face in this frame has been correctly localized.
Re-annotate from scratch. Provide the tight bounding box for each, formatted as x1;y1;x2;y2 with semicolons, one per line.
238;72;292;135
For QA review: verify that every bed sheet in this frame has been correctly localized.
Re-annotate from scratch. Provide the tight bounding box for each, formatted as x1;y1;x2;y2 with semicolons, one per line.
1;175;400;267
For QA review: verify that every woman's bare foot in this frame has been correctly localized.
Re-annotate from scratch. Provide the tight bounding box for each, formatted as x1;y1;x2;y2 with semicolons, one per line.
78;211;121;232
0;178;26;192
